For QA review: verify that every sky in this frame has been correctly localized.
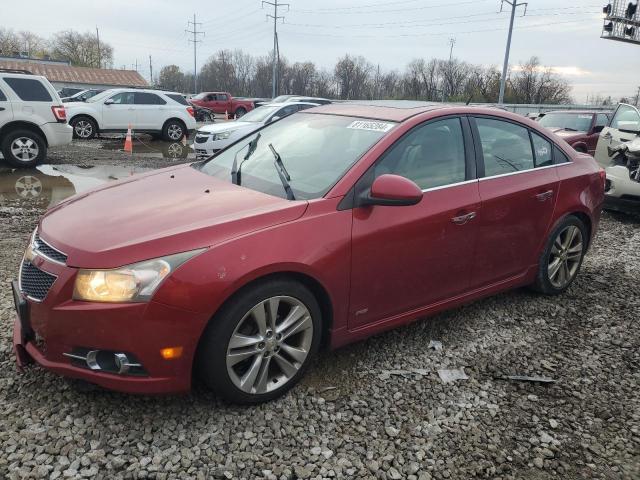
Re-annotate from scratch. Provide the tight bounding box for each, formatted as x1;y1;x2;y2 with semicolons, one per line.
3;0;640;102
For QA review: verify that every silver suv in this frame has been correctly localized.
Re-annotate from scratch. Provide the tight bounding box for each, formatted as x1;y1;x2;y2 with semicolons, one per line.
0;70;72;167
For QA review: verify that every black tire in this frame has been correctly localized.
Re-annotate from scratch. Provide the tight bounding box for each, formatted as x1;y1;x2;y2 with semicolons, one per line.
573;145;587;154
162;120;185;142
71;116;97;139
196;278;322;404
531;215;588;295
234;107;247;118
1;129;46;168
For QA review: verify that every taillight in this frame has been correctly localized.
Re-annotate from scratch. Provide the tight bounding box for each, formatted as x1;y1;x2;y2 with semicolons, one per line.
187;106;195;118
51;105;67;122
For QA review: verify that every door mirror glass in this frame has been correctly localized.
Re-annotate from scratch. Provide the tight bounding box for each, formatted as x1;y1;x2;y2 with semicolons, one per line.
361;174;423;207
104;98;114;105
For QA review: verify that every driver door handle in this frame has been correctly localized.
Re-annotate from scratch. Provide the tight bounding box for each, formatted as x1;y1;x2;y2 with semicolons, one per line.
535;190;554;202
451;211;476;225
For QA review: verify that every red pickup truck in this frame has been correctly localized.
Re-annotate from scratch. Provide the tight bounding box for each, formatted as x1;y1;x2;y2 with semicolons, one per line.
189;92;255;118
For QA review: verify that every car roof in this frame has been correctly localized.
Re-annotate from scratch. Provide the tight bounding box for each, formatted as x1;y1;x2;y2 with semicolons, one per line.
304;101;451;122
542;110;610;115
261;102;321;108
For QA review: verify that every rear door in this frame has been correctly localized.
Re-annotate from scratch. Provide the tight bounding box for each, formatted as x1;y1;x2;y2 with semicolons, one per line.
102;91;135;129
595;104;640;168
349;116;480;329
134;92;167;129
469;116;559;287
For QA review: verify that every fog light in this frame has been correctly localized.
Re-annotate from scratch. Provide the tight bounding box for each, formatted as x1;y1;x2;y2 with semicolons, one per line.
160;346;183;360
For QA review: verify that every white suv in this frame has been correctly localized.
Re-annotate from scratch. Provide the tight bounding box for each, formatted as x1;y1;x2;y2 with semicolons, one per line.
66;89;197;141
0;70;72;167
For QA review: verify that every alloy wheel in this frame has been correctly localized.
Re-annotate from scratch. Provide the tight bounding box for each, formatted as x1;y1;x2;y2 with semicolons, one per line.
10;137;39;162
74;120;93;138
15;176;42;198
548;225;583;288
226;295;313;395
167;124;183;141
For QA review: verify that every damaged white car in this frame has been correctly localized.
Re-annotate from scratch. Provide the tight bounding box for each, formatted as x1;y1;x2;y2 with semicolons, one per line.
595;103;640;213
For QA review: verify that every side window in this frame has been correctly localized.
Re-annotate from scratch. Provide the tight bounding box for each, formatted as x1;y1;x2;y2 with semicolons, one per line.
217;94;229;101
595;113;609;127
0;87;6;101
475;118;534;176
553;146;570;164
296;104;314;112
282;105;298;116
206;94;216;101
530;132;553;168
374;117;467;190
611;105;640;131
134;92;166;105
109;92;135;104
3;77;52;102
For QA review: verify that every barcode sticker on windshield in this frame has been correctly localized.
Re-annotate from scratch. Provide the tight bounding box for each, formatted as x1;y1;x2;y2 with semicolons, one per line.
347;120;395;132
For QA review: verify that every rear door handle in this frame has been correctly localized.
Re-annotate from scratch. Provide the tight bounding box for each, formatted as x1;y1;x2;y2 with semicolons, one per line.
535;190;554;202
0;107;5;111
451;211;476;225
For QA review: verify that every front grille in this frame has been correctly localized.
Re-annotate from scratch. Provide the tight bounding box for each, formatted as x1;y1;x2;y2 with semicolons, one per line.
34;234;67;264
195;135;209;144
20;261;56;301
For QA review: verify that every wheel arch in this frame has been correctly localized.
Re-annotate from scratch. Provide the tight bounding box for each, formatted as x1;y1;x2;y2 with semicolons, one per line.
69;113;100;131
0;121;48;146
162;117;187;131
571;142;588;153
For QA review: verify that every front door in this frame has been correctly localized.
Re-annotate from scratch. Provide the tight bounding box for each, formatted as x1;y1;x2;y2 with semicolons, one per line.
469;116;559;287
134;92;167;130
102;91;136;130
349;116;480;329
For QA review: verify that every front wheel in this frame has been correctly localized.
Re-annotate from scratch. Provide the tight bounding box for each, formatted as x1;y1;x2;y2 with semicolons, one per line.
162;120;185;142
532;215;588;295
71;116;97;139
1;130;46;168
234;107;247;118
197;279;322;404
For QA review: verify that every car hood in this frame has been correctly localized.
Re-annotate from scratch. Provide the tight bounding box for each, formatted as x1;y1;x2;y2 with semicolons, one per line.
39;164;308;268
549;128;585;140
197;122;256;134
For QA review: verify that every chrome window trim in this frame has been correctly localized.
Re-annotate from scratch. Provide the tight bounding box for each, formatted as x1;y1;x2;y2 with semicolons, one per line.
478;161;572;182
421;178;478;193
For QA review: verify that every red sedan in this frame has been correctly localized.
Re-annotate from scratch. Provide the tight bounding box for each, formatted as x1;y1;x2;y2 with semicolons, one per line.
12;104;605;403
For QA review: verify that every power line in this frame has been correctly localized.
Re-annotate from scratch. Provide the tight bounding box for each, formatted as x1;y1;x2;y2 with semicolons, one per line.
262;0;289;98
186;13;205;93
293;0;493;15
498;0;528;104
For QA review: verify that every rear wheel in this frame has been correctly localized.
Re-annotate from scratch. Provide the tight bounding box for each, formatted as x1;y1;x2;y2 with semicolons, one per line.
532;215;587;295
71;116;97;139
197;279;322;404
1;130;46;168
234;107;247;118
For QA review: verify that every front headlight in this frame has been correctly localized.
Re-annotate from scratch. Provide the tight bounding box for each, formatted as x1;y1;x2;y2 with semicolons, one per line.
211;131;232;141
73;249;204;303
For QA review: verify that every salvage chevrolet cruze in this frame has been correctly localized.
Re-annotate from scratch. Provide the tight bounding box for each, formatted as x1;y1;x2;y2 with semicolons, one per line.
13;104;605;403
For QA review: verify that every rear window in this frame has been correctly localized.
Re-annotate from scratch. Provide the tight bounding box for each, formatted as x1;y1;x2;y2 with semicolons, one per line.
3;77;52;101
0;87;6;101
134;92;166;105
166;94;189;105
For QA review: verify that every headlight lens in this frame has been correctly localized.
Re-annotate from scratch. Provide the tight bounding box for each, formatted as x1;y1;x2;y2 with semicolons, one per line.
211;131;231;141
73;249;204;303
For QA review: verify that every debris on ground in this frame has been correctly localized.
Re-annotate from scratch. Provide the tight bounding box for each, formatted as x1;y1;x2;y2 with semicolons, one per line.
428;339;443;351
437;367;469;383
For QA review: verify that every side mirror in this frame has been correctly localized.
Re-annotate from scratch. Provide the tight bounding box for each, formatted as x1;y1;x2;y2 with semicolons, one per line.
104;98;114;105
593;125;604;134
270;115;281;122
358;174;423;207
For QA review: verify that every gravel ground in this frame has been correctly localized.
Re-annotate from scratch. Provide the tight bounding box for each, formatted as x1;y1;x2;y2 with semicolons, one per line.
0;143;639;479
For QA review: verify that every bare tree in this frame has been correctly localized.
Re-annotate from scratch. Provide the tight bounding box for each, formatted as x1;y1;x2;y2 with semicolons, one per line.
158;65;185;92
50;30;113;68
0;28;21;56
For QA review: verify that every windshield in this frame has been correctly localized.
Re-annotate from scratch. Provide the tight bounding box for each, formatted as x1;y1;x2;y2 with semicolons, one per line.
237;105;280;123
272;95;295;103
196;113;394;200
538;113;592;132
192;92;208;100
86;90;115;103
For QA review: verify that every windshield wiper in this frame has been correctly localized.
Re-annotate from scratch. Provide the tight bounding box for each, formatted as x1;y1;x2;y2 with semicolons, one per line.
231;133;261;185
268;143;295;200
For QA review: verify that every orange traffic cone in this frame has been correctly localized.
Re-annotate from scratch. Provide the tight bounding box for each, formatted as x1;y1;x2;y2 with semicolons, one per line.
225;109;228;120
124;125;133;153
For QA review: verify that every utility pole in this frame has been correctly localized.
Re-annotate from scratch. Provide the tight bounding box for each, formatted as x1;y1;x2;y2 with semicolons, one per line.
149;55;153;85
263;0;289;98
635;86;640;107
96;27;101;68
448;37;456;62
498;0;527;104
186;14;204;94
131;60;138;71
